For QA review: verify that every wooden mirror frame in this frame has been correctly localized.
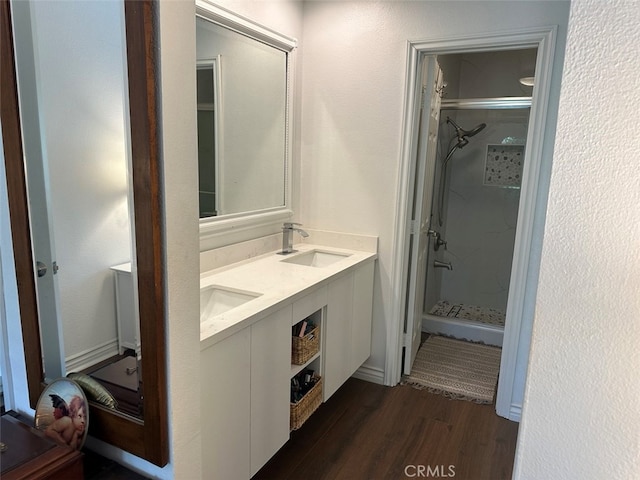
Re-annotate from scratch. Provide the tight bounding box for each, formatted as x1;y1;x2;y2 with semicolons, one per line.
1;0;168;466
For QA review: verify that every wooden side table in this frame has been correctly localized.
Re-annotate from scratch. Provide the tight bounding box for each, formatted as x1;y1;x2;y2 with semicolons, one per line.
0;414;84;480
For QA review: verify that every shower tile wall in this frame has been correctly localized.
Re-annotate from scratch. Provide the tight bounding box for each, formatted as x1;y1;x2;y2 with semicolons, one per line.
437;109;529;311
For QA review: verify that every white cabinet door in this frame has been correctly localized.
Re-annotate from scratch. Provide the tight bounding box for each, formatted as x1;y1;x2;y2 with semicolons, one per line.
201;328;251;480
324;273;354;401
250;306;292;476
324;262;375;401
351;261;375;372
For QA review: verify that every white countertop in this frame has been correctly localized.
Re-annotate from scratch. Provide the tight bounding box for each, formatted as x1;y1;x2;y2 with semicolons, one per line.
200;243;377;349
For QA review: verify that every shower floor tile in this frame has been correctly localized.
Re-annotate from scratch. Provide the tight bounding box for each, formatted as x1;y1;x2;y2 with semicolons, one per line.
429;300;506;327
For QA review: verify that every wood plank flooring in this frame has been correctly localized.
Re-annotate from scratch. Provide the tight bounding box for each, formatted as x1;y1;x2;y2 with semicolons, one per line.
254;378;518;480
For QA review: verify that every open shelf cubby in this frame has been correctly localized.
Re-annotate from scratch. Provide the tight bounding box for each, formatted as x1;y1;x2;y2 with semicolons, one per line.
291;308;322;369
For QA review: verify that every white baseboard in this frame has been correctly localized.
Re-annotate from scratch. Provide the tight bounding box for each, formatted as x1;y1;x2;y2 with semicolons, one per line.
352;363;385;385
65;339;119;374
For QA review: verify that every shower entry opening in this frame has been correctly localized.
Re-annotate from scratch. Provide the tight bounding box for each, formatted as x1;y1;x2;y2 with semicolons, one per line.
423;104;531;347
403;48;537;377
393;27;559;421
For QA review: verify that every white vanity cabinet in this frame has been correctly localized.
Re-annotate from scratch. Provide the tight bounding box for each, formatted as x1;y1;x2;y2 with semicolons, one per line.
250;306;292;477
323;261;375;401
324;274;353;400
201;327;251;480
202;305;293;479
351;261;375;372
200;244;376;479
251;291;328;475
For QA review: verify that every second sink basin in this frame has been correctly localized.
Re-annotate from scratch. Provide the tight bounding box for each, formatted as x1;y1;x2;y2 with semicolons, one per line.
280;249;352;267
200;285;261;322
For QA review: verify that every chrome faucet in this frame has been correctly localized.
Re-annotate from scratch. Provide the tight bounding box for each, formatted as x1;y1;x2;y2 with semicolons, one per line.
279;222;309;254
428;229;447;251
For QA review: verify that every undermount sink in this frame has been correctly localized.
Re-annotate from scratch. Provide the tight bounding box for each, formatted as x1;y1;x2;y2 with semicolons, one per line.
200;285;261;321
280;249;352;268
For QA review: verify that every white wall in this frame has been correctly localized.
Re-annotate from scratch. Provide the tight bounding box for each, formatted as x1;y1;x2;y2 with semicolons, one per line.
514;1;640;479
157;2;201;477
299;1;570;389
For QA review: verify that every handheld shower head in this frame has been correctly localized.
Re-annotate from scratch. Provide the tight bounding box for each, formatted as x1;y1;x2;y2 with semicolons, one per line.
446;117;487;145
464;123;487;137
437;118;487;227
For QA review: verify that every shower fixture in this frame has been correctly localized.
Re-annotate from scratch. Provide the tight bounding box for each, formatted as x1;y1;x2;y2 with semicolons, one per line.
428;229;447;251
437;117;487;226
446;117;487;148
433;260;453;270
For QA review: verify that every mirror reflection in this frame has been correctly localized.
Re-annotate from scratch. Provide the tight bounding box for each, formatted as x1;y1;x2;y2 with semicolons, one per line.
196;16;288;218
11;0;143;419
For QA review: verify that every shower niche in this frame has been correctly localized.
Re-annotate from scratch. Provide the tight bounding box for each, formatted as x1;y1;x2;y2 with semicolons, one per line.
421;49;535;346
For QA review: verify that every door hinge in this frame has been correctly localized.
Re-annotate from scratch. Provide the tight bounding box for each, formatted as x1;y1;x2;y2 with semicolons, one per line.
409;220;417;235
403;333;411;347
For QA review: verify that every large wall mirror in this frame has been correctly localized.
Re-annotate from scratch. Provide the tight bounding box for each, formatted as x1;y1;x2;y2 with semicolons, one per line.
196;0;297;241
1;0;168;466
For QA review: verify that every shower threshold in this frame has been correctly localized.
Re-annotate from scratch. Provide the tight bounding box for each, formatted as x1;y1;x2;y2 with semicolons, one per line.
423;300;505;346
429;300;505;327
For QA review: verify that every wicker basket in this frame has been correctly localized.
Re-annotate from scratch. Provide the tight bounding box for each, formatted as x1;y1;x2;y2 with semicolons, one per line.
290;376;322;431
291;324;320;365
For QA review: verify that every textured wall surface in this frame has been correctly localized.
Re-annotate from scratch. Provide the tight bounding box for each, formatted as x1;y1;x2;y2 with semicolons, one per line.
515;1;640;478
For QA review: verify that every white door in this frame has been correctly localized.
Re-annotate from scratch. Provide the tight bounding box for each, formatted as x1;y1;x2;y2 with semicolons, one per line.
23;114;65;381
403;56;443;375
